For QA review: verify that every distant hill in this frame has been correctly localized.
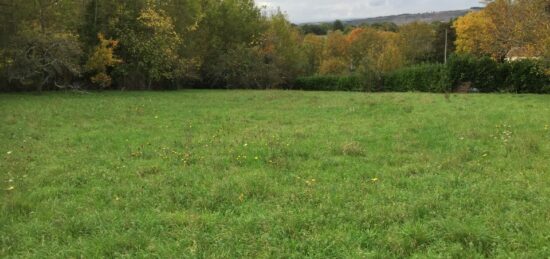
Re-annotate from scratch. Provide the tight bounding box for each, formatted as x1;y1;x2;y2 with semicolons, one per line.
304;8;482;26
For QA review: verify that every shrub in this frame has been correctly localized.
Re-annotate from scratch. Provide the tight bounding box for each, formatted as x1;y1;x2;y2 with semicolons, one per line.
447;54;501;92
85;33;122;89
383;63;451;92
294;75;365;91
501;60;549;93
6;33;82;91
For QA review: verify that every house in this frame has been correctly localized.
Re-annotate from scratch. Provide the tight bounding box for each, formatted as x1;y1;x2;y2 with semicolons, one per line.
505;47;539;61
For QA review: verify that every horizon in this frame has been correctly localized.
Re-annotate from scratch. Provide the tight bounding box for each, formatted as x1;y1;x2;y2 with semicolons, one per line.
256;0;482;23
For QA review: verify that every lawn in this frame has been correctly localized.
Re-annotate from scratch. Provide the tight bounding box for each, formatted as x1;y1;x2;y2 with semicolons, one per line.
1;90;550;257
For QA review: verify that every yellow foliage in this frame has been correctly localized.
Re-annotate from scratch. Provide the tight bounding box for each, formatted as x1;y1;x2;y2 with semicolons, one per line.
85;33;122;73
90;72;112;88
455;0;550;60
319;58;349;76
454;11;495;57
324;30;349;59
85;33;121;88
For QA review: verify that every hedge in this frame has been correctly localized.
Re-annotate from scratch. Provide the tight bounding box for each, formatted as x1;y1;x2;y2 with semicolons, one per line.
383;63;451;93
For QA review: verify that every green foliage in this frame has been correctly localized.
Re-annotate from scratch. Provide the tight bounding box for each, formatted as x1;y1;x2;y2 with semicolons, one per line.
295;75;365;91
384;63;451;92
448;54;549;93
6;33;82;91
262;12;307;87
368;22;399;32
333;20;345;31
501;60;550;93
431;21;456;63
195;0;265;86
299;23;330;35
447;54;501;92
116;6;191;89
399;22;436;64
212;45;280;89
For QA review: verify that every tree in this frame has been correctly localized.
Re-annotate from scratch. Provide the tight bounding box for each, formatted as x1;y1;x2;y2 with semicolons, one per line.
454;10;495;58
213;44;278;89
455;0;550;60
320;30;350;75
399;22;436;63
300;24;329;35
193;0;265;87
432;21;456;63
85;33;122;89
302;34;325;75
261;12;306;86
7;32;82;91
333;20;345;31
117;6;191;89
346;27;405;89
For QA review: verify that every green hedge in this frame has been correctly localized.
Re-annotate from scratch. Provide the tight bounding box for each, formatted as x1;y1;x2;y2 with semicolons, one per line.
294;75;365;91
500;60;549;93
447;54;502;92
383;64;451;93
447;54;549;93
382;55;549;93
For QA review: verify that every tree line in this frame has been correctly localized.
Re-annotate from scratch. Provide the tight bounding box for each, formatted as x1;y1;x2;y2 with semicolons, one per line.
0;0;548;92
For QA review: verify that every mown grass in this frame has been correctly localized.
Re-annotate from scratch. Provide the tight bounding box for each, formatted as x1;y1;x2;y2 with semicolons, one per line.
1;90;550;257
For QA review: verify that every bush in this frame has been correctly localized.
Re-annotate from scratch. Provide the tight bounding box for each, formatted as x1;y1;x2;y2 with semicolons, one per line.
6;33;82;91
500;60;549;93
294;75;365;91
447;54;501;92
383;63;451;92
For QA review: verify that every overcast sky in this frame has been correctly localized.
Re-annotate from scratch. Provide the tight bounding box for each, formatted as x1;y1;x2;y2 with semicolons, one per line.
256;0;482;23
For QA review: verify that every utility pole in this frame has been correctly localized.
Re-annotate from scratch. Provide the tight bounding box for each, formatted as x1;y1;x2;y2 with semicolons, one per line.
444;28;448;64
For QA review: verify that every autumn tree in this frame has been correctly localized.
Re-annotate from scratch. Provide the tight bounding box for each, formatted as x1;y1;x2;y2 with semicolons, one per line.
347;27;405;89
320;30;350;75
454;10;495;57
302;34;325;75
455;0;550;60
399;22;436;63
261;12;306;86
85;33;122;89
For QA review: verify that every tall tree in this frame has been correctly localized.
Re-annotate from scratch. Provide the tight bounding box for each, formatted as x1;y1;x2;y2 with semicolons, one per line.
399;22;436;63
333;20;345;31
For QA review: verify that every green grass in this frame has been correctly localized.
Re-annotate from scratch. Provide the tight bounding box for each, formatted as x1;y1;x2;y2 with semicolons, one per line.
1;90;550;257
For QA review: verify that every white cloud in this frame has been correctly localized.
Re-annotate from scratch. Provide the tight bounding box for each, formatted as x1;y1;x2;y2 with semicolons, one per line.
256;0;481;23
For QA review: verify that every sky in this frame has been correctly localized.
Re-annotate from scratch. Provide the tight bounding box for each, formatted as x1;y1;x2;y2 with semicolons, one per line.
255;0;482;23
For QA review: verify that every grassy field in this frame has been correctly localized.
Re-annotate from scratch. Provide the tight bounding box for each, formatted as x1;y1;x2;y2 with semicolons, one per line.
1;90;550;257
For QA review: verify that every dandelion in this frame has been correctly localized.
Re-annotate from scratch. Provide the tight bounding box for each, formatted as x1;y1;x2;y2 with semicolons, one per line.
6;151;12;155
5;186;14;191
243;143;248;147
255;156;259;160
371;178;379;183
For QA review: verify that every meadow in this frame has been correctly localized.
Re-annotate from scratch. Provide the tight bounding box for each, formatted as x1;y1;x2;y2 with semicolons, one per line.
1;90;550;257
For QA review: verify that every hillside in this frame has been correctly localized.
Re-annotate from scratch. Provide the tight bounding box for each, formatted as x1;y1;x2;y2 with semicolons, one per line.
306;8;482;26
